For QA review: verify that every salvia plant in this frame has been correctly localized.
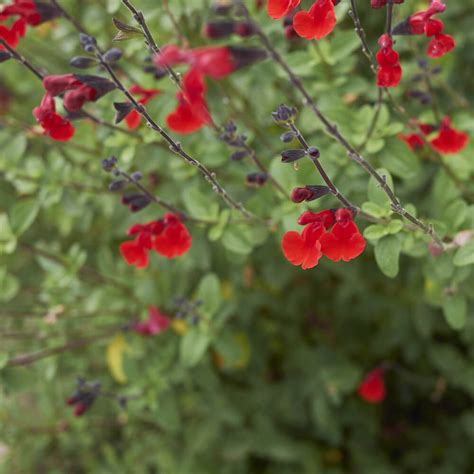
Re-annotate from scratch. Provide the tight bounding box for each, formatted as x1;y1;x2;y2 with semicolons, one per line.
0;0;473;472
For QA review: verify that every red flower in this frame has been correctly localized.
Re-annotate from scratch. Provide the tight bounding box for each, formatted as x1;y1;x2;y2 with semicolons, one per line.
167;68;211;134
267;0;300;20
154;213;192;258
281;222;325;270
32;93;75;141
42;74;116;112
282;208;365;269
0;18;26;49
154;45;266;80
357;368;386;404
319;209;366;262
120;214;191;269
427;33;455;58
399;133;425;151
430;117;469;155
125;85;160;130
293;0;337;41
376;34;402;88
134;305;171;336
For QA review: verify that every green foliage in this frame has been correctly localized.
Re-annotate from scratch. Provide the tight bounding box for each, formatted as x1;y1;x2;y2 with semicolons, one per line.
0;0;474;473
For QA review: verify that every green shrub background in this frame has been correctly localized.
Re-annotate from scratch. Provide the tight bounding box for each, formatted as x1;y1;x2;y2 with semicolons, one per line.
1;0;473;472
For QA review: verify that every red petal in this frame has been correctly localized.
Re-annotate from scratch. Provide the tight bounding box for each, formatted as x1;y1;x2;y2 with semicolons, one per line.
357;369;386;403
267;0;300;20
293;0;336;40
154;219;192;258
125;109;141;130
119;240;149;268
320;222;366;262
281;225;324;270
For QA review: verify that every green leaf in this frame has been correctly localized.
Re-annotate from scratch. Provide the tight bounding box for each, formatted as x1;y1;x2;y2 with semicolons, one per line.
379;138;421;180
361;202;391;218
196;273;222;317
364;224;389;241
0;268;19;302
182;187;219;221
208;210;230;242
180;329;211;367
9;199;40;237
222;225;268;255
374;235;401;278
453;239;474;267
0;213;17;255
0;353;8;370
442;295;467;330
3;134;27;164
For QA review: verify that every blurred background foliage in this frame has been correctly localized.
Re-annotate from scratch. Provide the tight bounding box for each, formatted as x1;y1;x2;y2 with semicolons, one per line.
0;0;474;473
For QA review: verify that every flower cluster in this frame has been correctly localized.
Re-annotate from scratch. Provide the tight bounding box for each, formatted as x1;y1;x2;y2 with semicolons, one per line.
133;305;171;336
267;0;338;41
400;117;469;155
33;74;115;141
120;214;192;269
0;0;59;50
124;85;160;130
281;208;366;270
357;368;386;404
154;44;266;134
393;0;454;59
375;34;402;88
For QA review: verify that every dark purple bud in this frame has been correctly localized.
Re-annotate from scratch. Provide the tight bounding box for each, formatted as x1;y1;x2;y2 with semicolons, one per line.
122;194;151;212
75;74;117;99
431;66;442;75
101;156;118;172
203;20;236;39
272;104;297;123
228;46;267;71
234;22;257;37
103;48;123;63
246;172;268;186
108;180;127;192
281;149;306;163
224;121;237;134
291;185;332;203
113;101;134;124
130;171;143;181
230;150;248;161
391;18;412;36
307;147;320;159
70;56;98;69
79;33;97;52
280;131;296;143
35;2;61;22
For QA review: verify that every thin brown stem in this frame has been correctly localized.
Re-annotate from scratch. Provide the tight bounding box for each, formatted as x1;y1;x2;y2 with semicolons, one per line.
94;45;266;224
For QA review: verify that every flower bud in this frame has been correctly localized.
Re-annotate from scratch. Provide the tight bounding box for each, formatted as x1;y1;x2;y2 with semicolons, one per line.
281;149;306;163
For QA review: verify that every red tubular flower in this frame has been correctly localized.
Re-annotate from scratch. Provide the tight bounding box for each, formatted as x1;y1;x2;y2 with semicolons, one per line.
281;222;325;270
293;0;337;41
427;33;455;58
282;208;366;269
267;0;300;20
134;306;171;336
154;45;266;80
430;117;469;155
376;34;402;88
120;215;191;269
399;133;424;151
319;209;366;262
0;18;26;48
357;368;386;404
154;213;192;258
370;0;404;8
125;85;160;130
167;68;211;134
42;74;116;112
32;93;75;141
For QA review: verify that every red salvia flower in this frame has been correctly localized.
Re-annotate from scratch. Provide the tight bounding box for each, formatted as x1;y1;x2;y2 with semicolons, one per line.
282;208;365;269
375;34;402;88
319;209;366;262
134;305;171;336
357;368;386;404
399;122;435;151
42;74;116;113
32;93;75;141
427;32;455;58
154;45;266;80
430;116;469;155
125;85;160;130
266;0;300;20
154;213;192;259
120;214;191;269
293;0;337;41
167;68;211;134
408;0;446;35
